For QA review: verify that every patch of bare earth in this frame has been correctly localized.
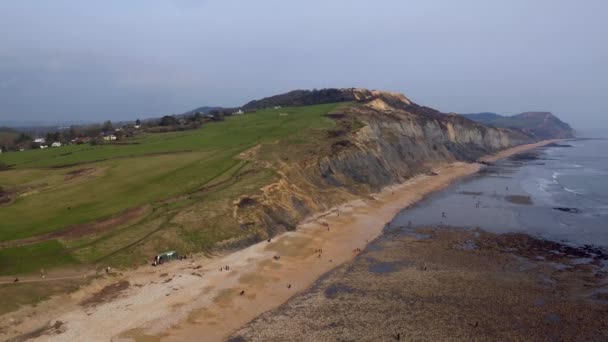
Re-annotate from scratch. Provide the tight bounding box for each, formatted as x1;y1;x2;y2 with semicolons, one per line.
505;194;533;205
0;187;16;207
63;167;96;181
0;206;148;248
5;320;66;342
80;280;130;307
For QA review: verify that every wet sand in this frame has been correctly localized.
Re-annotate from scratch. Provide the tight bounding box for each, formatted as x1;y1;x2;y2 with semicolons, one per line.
230;227;608;341
0;140;558;342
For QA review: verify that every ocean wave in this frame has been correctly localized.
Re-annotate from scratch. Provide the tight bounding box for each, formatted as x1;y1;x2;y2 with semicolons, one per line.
564;187;585;196
536;178;554;196
551;172;586;196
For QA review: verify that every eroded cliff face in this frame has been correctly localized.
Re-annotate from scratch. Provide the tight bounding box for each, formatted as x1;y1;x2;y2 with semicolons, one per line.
230;90;535;244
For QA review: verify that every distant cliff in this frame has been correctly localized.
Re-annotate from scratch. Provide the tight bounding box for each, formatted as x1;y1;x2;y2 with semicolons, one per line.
462;111;575;139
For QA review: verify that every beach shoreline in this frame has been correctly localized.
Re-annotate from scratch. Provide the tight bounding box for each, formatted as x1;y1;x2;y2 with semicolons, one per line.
0;139;559;342
230;225;608;341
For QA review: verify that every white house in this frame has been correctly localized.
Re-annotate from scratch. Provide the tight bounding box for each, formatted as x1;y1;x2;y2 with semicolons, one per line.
51;142;62;147
134;125;141;129
40;145;48;149
233;109;244;115
103;135;117;141
274;106;282;109
34;138;46;144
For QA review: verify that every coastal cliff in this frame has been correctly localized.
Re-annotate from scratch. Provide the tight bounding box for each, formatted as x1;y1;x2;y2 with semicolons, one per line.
231;89;541;242
463;111;575;139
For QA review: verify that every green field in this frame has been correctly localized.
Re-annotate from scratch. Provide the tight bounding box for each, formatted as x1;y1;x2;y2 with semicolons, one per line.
0;103;345;276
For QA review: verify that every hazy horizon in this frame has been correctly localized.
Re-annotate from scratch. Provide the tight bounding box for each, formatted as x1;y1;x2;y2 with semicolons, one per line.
1;0;606;131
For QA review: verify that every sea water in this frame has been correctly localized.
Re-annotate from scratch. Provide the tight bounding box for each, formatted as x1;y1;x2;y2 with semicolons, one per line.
392;138;608;248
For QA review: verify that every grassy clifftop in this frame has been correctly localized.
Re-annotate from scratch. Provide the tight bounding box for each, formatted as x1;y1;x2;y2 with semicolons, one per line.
0;103;346;275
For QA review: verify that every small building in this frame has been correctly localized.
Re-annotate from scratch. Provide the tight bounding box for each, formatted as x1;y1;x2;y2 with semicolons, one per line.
34;138;46;144
134;125;141;129
103;135;117;141
40;145;48;149
51;142;62;147
233;109;244;115
274;106;282;109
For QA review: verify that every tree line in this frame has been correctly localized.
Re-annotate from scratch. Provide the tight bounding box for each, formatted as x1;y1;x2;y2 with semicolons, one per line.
0;109;239;153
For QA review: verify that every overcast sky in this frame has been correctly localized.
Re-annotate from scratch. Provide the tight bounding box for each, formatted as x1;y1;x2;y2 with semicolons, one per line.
0;0;606;131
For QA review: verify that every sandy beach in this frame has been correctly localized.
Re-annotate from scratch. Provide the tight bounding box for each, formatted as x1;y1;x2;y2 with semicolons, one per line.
0;140;558;342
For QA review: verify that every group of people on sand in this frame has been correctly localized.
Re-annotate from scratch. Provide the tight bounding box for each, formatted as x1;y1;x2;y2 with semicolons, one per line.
152;256;164;267
322;222;330;231
314;248;323;258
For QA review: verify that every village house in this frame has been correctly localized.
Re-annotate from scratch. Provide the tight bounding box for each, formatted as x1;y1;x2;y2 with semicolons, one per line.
39;145;48;149
34;138;46;144
233;109;245;115
51;142;62;147
103;135;117;141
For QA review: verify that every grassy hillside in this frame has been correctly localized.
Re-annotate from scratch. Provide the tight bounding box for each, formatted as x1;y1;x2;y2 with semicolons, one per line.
0;103;345;275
